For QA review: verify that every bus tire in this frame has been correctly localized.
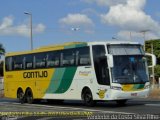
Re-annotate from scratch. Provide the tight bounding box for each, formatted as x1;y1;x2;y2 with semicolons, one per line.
82;88;95;107
26;88;34;104
17;88;25;103
116;99;127;106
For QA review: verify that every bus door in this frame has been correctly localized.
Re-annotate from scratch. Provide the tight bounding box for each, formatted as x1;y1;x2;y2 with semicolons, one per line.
92;45;110;86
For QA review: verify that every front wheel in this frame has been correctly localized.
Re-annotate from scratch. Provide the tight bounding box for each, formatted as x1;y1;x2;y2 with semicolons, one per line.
83;89;96;106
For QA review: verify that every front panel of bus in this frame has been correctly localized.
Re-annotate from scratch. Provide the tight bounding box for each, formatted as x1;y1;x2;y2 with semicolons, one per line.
108;44;150;100
93;44;150;100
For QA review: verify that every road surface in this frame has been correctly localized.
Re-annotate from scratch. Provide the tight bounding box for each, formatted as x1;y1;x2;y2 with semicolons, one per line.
0;98;160;120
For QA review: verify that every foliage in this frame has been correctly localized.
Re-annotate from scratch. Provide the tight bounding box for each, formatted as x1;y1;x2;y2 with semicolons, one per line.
0;43;5;76
145;40;160;64
0;43;5;55
0;61;3;76
154;65;160;77
145;39;160;78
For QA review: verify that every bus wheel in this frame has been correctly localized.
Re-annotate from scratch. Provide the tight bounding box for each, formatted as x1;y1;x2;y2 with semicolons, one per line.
116;99;127;106
83;89;95;106
26;89;33;104
17;89;25;103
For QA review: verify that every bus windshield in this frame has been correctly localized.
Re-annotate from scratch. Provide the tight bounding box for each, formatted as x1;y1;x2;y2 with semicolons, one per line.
107;44;148;84
111;55;149;84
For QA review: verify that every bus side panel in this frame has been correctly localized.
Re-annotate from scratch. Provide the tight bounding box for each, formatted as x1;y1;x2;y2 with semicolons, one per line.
4;69;54;99
35;69;55;99
42;66;98;100
73;66;95;99
43;67;77;99
4;71;21;98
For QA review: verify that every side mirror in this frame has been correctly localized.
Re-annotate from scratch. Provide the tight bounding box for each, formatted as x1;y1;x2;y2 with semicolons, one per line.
106;54;114;68
145;53;156;68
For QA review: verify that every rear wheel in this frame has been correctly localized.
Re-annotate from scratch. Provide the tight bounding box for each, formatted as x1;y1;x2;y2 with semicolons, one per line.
17;89;25;103
26;89;34;104
82;89;95;106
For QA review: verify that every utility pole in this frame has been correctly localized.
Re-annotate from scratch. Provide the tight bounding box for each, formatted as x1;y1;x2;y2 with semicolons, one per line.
24;12;33;50
129;32;132;41
151;43;155;87
71;27;80;42
140;30;150;51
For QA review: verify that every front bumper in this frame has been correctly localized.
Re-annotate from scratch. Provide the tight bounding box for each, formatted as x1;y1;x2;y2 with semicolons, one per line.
107;89;150;100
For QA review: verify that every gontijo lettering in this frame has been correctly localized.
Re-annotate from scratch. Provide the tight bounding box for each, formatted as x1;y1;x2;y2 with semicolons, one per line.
23;71;48;78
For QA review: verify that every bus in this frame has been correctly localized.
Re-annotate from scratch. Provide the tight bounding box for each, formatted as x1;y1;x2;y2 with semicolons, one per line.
4;41;156;106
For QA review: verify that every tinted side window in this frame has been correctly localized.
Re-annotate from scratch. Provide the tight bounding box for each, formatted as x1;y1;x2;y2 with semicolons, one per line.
77;47;91;66
5;57;13;71
35;53;46;68
62;49;75;67
93;45;106;58
13;56;24;70
93;45;110;85
25;55;33;69
47;51;60;67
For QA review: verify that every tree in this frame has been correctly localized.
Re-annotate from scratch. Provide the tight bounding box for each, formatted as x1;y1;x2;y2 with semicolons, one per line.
0;43;5;56
145;39;160;78
146;40;160;64
0;43;5;76
154;65;160;77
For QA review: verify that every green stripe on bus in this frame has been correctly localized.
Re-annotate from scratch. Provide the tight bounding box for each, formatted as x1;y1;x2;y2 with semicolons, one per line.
46;68;65;93
64;43;87;49
133;84;144;90
54;67;77;93
75;43;87;47
64;45;76;49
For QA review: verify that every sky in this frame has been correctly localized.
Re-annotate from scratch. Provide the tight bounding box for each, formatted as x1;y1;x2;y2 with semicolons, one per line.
0;0;160;52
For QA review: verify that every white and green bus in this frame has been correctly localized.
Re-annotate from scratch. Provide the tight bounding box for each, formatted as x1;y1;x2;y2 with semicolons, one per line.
4;41;156;106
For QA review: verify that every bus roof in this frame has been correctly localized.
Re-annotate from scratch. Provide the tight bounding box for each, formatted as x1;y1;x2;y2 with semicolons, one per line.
5;42;87;56
88;41;140;45
5;41;141;56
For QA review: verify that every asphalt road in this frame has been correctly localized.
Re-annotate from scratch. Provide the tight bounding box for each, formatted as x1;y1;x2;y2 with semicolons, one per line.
0;98;160;120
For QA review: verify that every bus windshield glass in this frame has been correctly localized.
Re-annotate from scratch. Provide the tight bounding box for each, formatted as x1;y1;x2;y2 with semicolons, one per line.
108;44;144;55
111;55;149;84
108;44;148;84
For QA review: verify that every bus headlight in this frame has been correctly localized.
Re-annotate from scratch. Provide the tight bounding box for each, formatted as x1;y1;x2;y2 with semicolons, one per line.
111;86;122;90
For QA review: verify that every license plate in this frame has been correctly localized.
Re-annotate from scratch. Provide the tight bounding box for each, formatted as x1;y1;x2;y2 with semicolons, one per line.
131;93;137;96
